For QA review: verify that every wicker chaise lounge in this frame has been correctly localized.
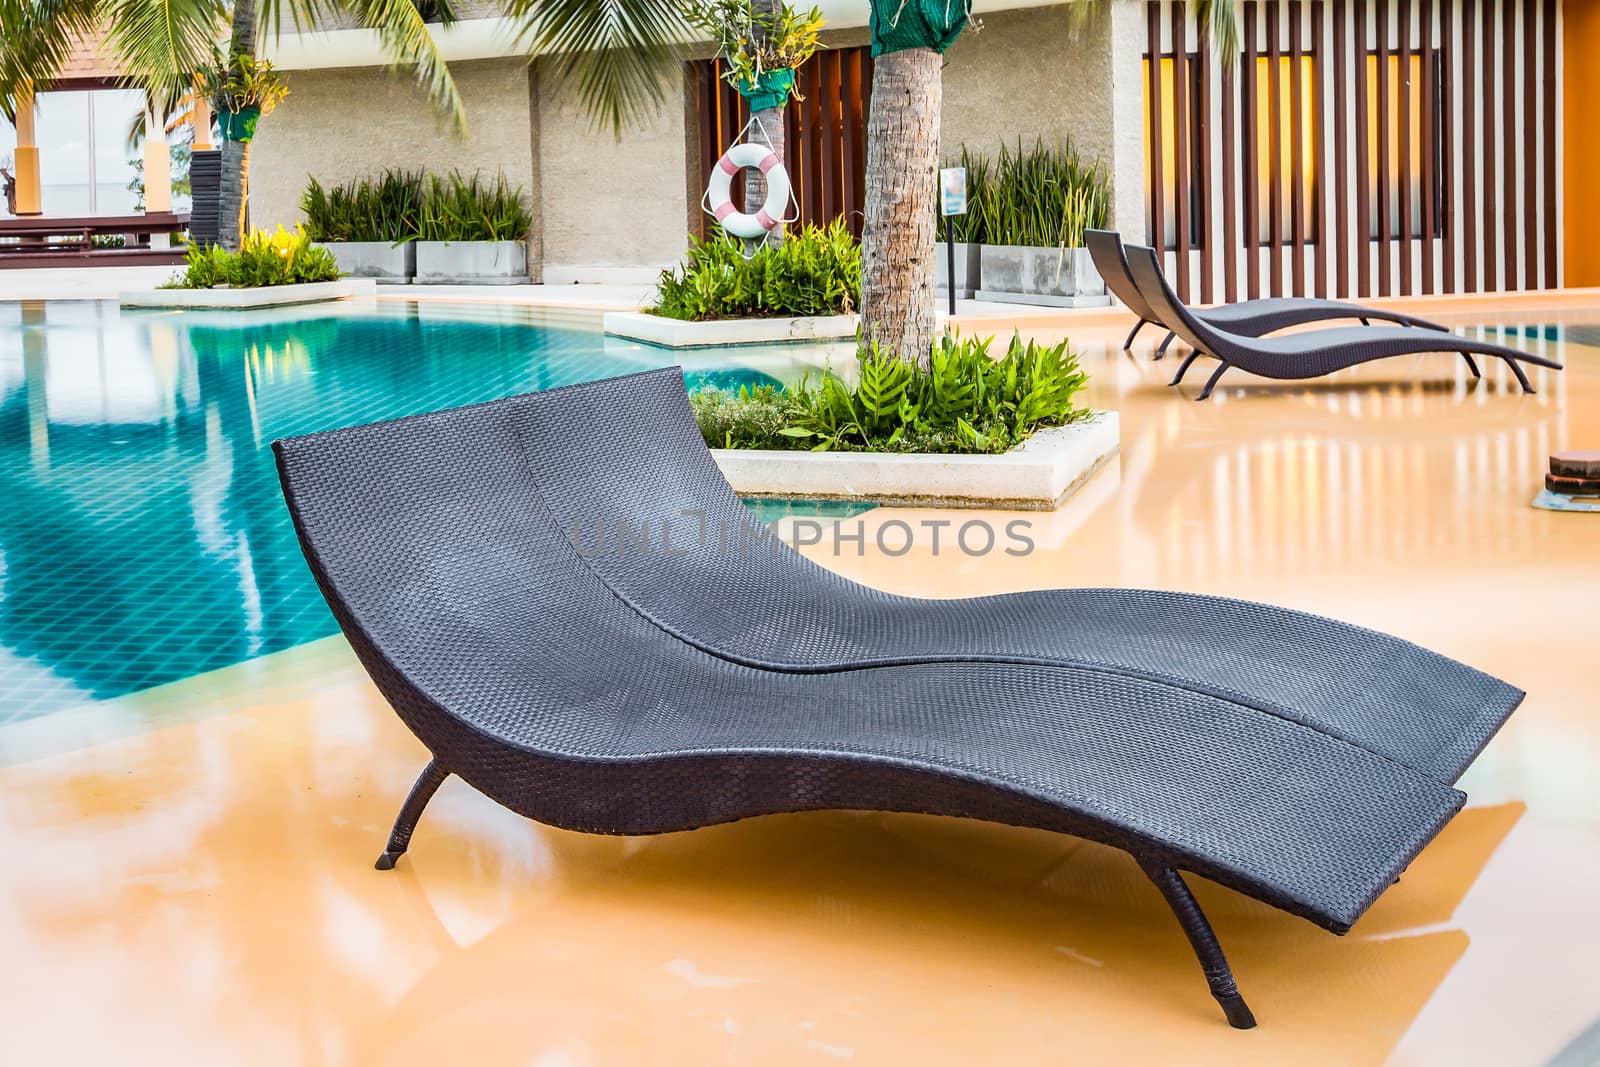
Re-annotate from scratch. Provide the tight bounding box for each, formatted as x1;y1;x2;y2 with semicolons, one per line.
1120;244;1563;399
1085;228;1450;358
274;369;1523;1028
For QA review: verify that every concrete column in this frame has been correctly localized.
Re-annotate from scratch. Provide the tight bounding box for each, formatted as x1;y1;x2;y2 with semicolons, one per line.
192;93;213;152
143;98;173;215
1107;0;1149;242
13;86;42;216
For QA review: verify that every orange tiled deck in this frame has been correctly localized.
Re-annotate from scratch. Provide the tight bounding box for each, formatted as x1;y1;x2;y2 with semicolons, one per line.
0;304;1595;1065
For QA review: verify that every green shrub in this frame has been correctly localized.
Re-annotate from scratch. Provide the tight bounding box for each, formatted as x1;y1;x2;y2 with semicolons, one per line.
691;332;1090;455
297;169;530;243
164;225;343;289
417;170;532;241
300;169;424;243
649;220;861;321
937;138;1109;249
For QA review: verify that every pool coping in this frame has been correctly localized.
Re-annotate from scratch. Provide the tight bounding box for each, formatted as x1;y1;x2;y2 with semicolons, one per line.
118;278;379;309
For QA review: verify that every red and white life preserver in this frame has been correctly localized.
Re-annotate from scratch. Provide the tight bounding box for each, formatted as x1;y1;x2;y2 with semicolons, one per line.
705;142;792;240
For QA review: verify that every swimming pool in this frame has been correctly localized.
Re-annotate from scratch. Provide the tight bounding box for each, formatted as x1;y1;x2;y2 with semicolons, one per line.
0;299;796;724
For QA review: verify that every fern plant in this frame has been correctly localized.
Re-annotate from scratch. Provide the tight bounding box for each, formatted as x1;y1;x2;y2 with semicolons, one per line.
690;331;1090;455
650;220;861;320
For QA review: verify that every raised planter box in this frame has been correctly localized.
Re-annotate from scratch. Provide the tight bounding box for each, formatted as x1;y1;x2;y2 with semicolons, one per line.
935;241;981;299
118;278;377;309
975;245;1110;308
321;241;414;283
604;310;859;349
712;412;1119;510
413;240;529;284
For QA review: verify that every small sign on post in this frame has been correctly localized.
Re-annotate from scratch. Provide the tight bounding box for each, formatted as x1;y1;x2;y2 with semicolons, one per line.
939;167;967;317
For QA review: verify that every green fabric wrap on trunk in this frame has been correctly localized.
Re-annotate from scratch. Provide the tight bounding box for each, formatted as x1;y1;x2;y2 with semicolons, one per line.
737;68;797;112
869;0;970;56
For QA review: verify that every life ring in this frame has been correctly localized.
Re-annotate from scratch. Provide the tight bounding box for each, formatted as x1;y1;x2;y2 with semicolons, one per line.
705;142;791;240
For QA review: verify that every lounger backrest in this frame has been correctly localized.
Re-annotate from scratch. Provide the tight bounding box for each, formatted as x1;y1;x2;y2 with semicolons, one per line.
1122;245;1230;354
1084;229;1160;321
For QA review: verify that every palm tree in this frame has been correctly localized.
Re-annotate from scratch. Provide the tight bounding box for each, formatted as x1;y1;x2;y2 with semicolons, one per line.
511;0;1238;365
858;0;1239;364
0;0;463;249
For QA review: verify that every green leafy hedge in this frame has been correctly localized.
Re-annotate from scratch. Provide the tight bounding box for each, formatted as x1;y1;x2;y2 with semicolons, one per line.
164;225;342;289
299;169;531;243
936;139;1109;248
649;220;861;321
692;332;1090;454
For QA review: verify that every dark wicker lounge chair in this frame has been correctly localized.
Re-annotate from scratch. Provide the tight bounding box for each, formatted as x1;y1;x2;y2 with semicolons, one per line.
1121;244;1563;399
1085;228;1448;358
274;368;1523;1028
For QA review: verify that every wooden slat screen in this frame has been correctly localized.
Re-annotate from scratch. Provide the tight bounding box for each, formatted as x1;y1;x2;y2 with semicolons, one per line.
1143;0;1562;300
689;48;873;240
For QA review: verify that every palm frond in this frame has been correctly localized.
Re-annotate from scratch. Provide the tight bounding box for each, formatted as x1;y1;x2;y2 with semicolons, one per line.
341;0;467;132
507;0;690;136
0;0;101;120
102;0;228;113
1194;0;1240;65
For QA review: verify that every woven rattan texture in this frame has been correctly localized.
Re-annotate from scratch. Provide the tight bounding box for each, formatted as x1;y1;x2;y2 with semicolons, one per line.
274;372;1522;933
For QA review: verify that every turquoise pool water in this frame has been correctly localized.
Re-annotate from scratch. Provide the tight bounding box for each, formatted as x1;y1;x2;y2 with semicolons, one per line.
0;300;788;724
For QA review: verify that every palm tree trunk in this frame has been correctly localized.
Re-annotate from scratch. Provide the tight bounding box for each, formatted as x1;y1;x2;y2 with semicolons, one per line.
219;139;249;248
217;0;257;251
743;102;786;251
742;0;785;251
859;47;941;366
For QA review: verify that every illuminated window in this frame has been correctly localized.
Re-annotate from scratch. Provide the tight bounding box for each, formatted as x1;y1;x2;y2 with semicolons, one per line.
1364;52;1444;239
1248;54;1319;246
1142;54;1206;250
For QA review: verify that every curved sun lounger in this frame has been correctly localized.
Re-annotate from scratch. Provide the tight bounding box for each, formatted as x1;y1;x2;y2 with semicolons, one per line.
1085;228;1448;358
275;368;1523;1028
1120;244;1563;399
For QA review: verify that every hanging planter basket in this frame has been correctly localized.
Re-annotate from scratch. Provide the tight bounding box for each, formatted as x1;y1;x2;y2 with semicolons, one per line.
868;0;970;56
738;68;797;112
218;106;262;143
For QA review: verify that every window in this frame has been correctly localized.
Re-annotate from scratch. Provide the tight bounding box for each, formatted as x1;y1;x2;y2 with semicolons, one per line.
34;88;145;216
1364;52;1444;239
1247;54;1319;246
1143;54;1206;250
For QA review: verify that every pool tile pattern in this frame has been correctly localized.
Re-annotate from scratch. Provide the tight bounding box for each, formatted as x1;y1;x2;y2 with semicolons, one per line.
0;300;774;724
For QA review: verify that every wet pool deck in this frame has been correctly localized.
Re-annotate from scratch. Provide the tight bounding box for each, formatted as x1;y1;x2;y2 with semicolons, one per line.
0;297;1596;1065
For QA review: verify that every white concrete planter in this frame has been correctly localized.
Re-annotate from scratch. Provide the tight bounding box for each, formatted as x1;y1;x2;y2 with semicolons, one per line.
712;412;1119;510
118;278;377;309
413;240;529;284
321;241;414;283
604;310;859;349
975;245;1110;308
935;241;982;299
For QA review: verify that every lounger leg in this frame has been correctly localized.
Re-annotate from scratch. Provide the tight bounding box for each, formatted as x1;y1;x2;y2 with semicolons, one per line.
1154;331;1177;361
1169;350;1203;386
1138;859;1258;1030
375;759;450;871
1359;316;1370;326
1196;362;1231;401
1502;356;1535;394
1461;353;1482;379
1123;319;1149;350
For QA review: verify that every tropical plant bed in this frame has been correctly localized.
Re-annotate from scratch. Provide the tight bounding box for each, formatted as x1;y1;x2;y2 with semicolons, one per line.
712;415;1118;509
119;278;376;309
693;332;1112;506
603;310;858;348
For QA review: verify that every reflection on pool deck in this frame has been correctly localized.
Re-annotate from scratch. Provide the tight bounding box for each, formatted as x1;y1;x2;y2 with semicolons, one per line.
0;300;1596;1065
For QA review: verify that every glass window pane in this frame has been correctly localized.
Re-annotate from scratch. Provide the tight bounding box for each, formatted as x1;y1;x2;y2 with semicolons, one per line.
92;90;145;216
37;90;91;216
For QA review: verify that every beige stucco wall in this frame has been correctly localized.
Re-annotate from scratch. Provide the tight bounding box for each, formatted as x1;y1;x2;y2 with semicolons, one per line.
250;57;536;250
940;1;1144;237
531;64;691;280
